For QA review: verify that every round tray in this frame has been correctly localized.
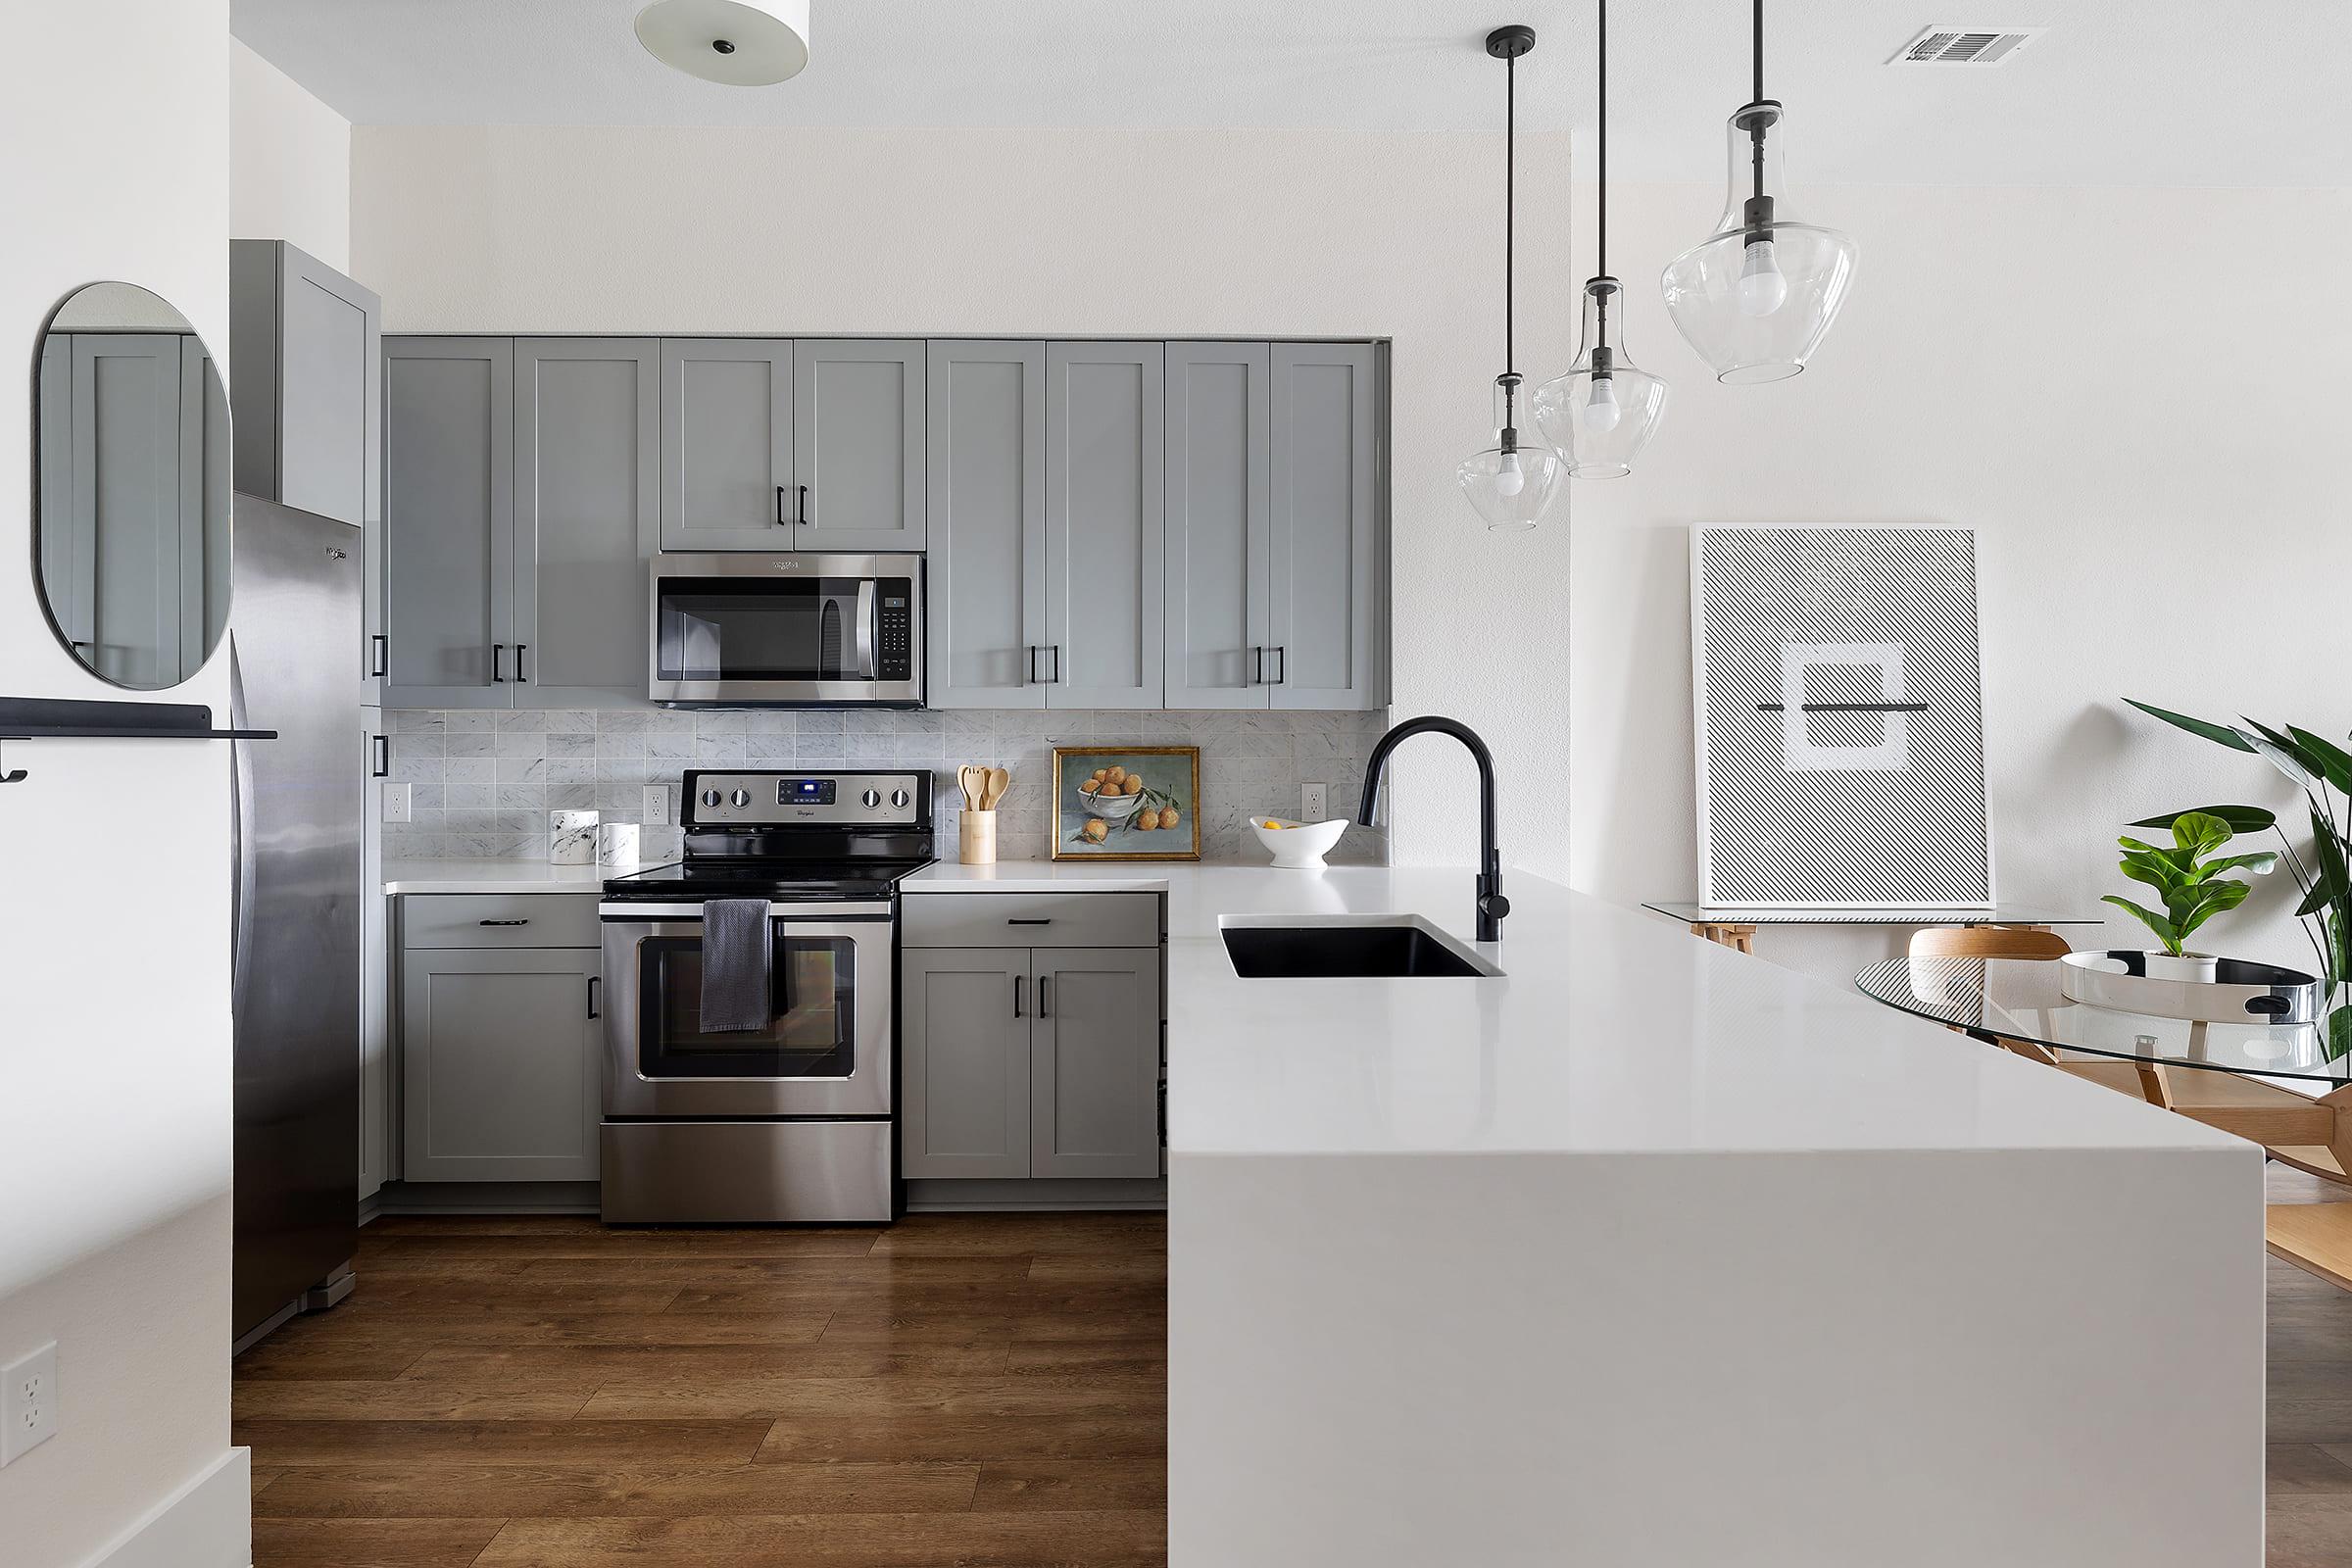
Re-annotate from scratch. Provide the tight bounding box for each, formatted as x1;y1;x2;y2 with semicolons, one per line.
2057;950;2322;1025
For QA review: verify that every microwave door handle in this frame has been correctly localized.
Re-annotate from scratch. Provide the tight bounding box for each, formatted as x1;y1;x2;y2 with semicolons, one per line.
855;579;878;680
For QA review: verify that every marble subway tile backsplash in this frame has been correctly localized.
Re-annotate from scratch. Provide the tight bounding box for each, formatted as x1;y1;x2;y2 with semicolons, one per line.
382;709;1392;865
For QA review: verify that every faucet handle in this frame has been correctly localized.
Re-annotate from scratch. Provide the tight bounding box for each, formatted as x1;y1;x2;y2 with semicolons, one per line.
1479;892;1511;921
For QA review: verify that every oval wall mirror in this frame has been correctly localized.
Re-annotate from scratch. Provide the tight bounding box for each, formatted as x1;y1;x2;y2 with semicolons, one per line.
32;281;232;689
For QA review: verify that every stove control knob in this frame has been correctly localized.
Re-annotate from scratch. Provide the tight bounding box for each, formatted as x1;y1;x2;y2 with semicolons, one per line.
860;788;883;808
891;788;911;809
699;788;722;809
729;788;752;808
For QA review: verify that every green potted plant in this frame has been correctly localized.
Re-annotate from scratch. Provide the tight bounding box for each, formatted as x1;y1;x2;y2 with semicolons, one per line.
2099;809;2275;980
2126;700;2352;1054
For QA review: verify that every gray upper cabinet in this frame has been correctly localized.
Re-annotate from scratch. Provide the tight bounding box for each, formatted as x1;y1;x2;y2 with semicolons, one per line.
382;337;515;707
1268;342;1383;710
795;339;925;551
1046;342;1165;709
660;339;796;551
901;947;1034;1180
514;339;659;707
927;340;1047;710
1163;342;1271;710
1030;948;1163;1180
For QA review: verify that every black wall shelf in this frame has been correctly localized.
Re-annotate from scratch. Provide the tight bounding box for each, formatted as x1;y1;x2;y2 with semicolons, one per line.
0;696;274;784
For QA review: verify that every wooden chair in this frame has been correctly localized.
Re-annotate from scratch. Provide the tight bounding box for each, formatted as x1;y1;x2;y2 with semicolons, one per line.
1907;925;2072;960
2267;1202;2352;1292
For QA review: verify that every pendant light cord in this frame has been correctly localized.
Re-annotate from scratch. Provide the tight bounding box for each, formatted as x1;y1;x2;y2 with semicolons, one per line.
1752;0;1765;103
1749;0;1768;203
1596;0;1607;278
1504;48;1517;377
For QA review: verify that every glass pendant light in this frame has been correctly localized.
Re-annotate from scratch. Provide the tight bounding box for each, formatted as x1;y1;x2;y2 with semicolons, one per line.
1659;0;1857;384
1458;24;1562;532
1534;0;1668;479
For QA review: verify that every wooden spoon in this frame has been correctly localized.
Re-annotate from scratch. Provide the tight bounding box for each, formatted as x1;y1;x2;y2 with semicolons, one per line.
958;764;986;811
983;766;1010;809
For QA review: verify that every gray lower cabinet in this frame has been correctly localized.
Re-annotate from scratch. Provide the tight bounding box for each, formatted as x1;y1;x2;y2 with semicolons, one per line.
514;338;659;707
400;941;603;1183
925;340;1047;709
382;337;515;707
660;338;797;551
901;948;1033;1179
901;906;1163;1184
797;339;926;551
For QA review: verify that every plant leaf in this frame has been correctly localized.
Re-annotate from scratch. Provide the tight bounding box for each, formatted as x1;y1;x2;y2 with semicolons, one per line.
2313;808;2352;901
2201;852;2278;877
2328;1006;2352;1062
2299;877;2338;917
2101;895;2180;954
2131;805;2279;835
2170;809;2234;858
2118;854;2172;892
2125;699;2257;753
2290;727;2352;794
2241;718;2325;788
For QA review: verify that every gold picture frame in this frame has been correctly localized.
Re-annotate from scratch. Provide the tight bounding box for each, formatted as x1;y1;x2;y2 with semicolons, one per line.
1050;745;1202;861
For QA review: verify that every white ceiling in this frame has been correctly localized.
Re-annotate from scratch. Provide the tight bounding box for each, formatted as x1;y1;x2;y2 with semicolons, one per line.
231;0;2352;187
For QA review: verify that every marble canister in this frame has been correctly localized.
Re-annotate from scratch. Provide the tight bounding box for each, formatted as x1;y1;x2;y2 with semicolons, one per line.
549;809;600;864
598;822;642;866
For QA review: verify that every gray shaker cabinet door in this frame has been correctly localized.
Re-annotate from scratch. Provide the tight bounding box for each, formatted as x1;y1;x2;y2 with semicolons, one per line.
513;338;659;708
382;337;516;708
1163;342;1271;710
1268;342;1384;710
360;710;390;1199
1045;342;1165;710
926;340;1047;710
400;946;602;1183
1029;948;1162;1179
660;338;797;551
794;338;926;551
900;948;1033;1180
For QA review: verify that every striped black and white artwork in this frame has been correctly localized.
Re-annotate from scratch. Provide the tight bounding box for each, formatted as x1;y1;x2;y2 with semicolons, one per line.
1692;525;1991;907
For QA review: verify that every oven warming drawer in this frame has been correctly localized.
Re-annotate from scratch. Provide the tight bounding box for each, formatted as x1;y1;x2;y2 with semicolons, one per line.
600;1119;891;1224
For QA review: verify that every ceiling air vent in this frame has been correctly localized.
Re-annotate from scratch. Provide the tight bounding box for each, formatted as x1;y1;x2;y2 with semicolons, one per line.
1887;24;2045;66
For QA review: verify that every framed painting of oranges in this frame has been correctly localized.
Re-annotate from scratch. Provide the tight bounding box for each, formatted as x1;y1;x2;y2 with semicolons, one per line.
1050;746;1201;861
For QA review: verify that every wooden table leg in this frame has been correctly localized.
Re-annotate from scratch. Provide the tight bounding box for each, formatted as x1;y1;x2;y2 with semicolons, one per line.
2134;1060;2175;1110
1690;922;1758;954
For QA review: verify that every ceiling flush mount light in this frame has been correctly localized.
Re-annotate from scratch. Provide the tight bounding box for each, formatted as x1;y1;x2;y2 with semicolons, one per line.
636;0;810;86
1534;0;1667;479
1660;0;1857;383
1458;24;1562;532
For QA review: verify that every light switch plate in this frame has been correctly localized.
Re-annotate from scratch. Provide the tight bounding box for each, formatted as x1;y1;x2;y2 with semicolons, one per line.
643;786;670;826
2;1342;58;1465
381;784;412;823
1301;783;1328;822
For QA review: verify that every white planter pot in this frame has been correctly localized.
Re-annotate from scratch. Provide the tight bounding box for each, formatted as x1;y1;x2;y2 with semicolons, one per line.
2140;953;2221;983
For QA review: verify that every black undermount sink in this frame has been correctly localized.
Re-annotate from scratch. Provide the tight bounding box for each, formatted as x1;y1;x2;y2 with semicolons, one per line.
1220;920;1495;979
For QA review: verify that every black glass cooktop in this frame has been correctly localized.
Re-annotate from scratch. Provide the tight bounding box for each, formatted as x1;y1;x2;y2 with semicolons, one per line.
601;858;934;903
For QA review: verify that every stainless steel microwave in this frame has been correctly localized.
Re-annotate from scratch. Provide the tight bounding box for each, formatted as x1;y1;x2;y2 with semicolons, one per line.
648;554;923;708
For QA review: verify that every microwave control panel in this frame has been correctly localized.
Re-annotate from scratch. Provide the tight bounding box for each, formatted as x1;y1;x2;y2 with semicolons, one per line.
877;582;914;681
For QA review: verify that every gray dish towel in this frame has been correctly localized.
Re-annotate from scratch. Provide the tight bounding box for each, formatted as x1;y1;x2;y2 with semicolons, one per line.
699;899;772;1033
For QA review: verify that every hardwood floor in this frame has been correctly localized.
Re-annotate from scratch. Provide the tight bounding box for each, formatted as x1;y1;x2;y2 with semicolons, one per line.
239;1183;2352;1565
235;1212;1166;1568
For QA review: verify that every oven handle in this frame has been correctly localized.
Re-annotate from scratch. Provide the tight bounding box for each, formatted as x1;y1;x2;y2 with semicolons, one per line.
598;902;896;921
855;579;878;680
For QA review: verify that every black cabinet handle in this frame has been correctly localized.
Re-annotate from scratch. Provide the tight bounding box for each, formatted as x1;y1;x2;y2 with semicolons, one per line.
1026;645;1041;685
1268;646;1287;684
1250;646;1264;685
516;644;531;682
799;484;810;527
479;917;529;927
370;634;388;678
1007;917;1053;926
1039;976;1051;1017
491;643;507;682
775;484;788;527
370;734;390;779
1012;975;1024;1018
587;975;602;1019
1048;645;1062;684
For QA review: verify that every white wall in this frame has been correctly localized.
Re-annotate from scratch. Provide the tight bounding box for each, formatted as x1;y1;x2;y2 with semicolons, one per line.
350;124;2352;988
0;4;245;1566
231;38;352;270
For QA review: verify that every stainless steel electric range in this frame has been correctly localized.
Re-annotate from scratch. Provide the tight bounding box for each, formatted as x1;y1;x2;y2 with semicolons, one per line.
596;769;935;1223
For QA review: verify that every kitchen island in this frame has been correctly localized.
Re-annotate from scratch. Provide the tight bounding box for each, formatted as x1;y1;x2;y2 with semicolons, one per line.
919;860;2265;1567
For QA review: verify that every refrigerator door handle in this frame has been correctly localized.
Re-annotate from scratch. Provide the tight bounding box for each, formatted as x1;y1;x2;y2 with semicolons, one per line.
228;636;257;1014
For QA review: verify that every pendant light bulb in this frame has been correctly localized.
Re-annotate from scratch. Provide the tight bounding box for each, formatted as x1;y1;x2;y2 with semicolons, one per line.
1581;376;1621;433
1495;450;1528;497
1736;238;1787;316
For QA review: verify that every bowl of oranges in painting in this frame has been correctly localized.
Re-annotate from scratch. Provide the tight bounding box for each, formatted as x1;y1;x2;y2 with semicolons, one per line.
1055;749;1198;858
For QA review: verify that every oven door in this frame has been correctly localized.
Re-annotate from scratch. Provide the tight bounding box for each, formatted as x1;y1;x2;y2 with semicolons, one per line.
648;553;922;707
599;905;893;1117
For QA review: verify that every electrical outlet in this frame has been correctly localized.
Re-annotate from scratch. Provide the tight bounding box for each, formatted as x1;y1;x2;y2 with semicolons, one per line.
643;785;670;826
381;784;412;823
2;1342;57;1465
1301;783;1328;822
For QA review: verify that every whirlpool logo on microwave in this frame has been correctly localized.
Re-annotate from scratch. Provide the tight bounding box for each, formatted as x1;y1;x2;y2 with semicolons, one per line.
770;559;802;570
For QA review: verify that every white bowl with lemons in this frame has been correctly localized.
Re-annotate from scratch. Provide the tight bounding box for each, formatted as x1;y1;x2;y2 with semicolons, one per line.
1250;815;1348;868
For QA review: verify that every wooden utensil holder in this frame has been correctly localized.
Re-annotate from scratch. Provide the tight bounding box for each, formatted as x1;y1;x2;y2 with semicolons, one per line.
959;810;998;865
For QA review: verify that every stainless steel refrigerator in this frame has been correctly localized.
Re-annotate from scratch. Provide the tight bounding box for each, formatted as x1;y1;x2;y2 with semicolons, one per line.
228;495;361;1344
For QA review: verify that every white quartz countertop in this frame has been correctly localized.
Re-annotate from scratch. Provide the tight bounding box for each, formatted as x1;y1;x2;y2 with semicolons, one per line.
913;859;2238;1160
382;858;611;895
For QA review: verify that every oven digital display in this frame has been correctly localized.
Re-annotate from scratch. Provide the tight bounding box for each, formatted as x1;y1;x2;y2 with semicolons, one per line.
780;778;836;806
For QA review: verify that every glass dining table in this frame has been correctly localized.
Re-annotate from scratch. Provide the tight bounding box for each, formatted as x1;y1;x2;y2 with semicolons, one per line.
1856;955;2352;1184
